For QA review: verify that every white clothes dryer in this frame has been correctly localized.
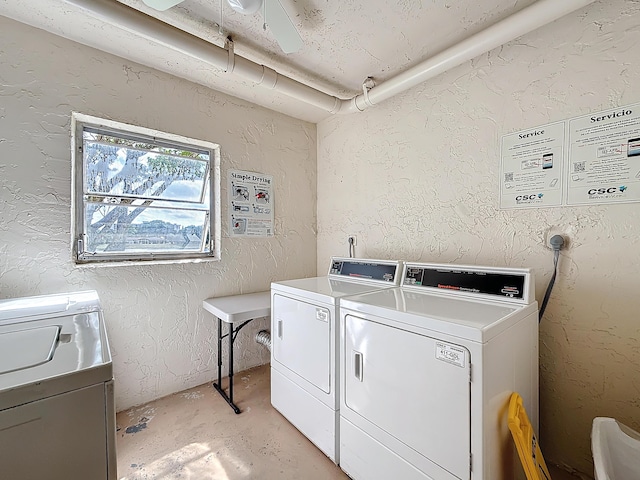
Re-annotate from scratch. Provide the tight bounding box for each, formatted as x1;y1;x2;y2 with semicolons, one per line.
0;291;116;480
270;257;403;463
339;263;539;480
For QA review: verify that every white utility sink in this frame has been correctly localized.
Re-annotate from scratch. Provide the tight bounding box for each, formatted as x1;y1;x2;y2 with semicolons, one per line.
592;417;640;480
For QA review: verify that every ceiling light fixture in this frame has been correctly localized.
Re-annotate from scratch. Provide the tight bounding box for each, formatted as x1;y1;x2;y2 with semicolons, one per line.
142;0;302;54
227;0;262;15
141;0;182;12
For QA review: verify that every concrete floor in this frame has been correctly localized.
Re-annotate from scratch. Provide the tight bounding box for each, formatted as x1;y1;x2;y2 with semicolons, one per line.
116;364;346;480
116;364;587;480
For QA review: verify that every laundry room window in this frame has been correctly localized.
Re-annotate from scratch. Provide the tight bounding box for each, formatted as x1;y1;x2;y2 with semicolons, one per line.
71;113;221;265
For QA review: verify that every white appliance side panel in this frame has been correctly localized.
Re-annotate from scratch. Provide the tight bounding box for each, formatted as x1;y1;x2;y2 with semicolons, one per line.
344;314;471;480
340;417;438;480
272;293;331;393
0;383;109;479
271;368;338;463
479;310;539;480
106;379;117;480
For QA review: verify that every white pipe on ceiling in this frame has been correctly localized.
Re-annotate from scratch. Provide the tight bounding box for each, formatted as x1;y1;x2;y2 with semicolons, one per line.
63;0;596;116
342;0;598;114
63;0;340;112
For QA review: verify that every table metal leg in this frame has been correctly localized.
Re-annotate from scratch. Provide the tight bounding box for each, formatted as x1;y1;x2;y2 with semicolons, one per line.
212;318;241;414
228;321;235;407
216;317;222;387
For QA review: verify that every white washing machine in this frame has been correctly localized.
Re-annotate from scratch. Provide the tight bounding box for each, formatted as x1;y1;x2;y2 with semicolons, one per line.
0;291;116;480
339;263;539;480
270;257;403;463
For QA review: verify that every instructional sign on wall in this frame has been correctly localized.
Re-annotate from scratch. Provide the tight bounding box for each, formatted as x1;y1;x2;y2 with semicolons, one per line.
500;101;640;208
500;121;565;209
566;104;640;205
228;169;274;237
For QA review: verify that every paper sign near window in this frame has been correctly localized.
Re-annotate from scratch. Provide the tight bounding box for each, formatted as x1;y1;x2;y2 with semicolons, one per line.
228;169;274;237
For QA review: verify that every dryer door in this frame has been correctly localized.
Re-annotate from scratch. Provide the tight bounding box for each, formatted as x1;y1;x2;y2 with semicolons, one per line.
272;294;331;393
344;314;471;480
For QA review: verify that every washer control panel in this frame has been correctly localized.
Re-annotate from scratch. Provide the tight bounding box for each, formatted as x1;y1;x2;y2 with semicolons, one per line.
403;264;529;300
329;258;401;283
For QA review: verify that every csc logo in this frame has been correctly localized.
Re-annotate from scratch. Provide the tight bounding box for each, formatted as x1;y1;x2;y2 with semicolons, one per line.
588;186;627;195
516;193;543;201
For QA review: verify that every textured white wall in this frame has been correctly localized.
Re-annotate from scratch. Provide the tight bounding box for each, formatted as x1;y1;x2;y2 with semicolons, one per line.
317;1;640;475
0;17;317;411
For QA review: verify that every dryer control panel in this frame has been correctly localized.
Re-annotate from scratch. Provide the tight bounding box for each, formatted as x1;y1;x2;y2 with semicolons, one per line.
329;258;401;284
403;263;534;303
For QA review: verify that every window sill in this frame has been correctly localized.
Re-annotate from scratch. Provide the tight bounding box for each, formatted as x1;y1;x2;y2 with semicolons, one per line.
73;256;221;268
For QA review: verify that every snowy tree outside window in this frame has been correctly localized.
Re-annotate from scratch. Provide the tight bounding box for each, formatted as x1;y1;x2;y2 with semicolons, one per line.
72;114;220;264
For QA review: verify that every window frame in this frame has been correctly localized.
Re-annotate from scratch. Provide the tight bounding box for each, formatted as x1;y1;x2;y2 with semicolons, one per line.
71;113;221;265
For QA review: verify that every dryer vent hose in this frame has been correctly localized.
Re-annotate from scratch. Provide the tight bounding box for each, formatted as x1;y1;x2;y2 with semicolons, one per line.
255;330;271;352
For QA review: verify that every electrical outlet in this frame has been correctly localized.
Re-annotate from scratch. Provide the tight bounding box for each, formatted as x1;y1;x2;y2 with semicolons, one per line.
348;235;357;246
544;228;569;249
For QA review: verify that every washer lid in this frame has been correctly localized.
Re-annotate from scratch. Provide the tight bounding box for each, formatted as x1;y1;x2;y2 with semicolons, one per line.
0;311;112;411
0;325;60;375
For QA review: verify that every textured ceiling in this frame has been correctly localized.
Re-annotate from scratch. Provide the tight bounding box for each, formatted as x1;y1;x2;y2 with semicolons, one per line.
1;0;540;122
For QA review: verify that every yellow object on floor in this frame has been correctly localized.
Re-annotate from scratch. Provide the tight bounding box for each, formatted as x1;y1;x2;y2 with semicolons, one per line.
508;392;552;480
